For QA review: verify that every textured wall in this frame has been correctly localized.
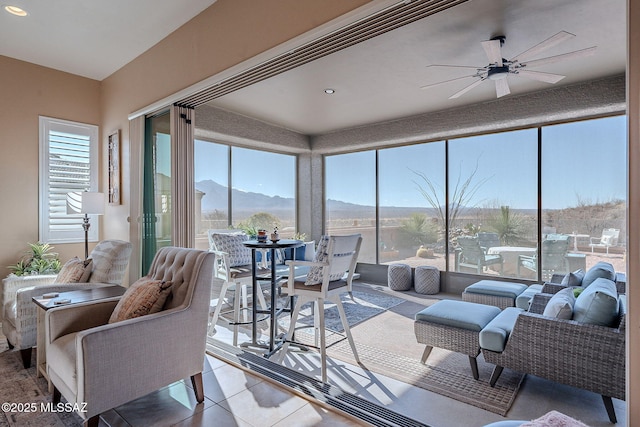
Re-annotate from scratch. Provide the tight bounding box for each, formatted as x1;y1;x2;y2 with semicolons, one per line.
311;74;626;153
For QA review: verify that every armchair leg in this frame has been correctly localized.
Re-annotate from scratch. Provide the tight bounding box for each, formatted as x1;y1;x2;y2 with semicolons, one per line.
20;348;32;369
489;365;504;387
191;373;205;403
420;346;433;364
602;395;617;424
52;387;61;404
468;356;479;380
83;415;99;427
7;339;14;350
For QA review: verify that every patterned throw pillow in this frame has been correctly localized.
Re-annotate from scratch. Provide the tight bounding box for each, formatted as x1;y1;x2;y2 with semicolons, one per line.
54;257;93;283
108;278;173;323
304;236;346;286
210;233;252;267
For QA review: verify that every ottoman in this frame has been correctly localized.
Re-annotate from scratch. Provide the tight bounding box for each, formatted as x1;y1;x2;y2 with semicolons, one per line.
414;265;440;294
388;263;412;291
414;300;501;380
462;280;529;309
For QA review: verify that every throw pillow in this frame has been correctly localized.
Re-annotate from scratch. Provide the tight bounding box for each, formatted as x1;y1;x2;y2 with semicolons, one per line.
573;277;619;326
581;261;615;288
210;233;252;267
305;236;350;286
304;241;315;261
521;410;589;427
560;269;585;287
542;287;575;319
108;278;173;323
55;257;93;283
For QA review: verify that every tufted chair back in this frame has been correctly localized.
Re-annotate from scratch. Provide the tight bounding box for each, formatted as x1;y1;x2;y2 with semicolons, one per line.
146;246;214;310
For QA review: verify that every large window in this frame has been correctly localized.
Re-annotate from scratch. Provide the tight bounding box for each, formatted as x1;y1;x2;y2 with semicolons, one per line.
194;141;296;249
39;116;98;244
378;143;445;266
325;151;376;263
542;116;627;276
324;115;626;277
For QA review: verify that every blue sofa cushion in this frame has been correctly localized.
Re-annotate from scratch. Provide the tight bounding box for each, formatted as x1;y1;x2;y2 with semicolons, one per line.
479;307;524;352
515;284;543;310
560;269;585;287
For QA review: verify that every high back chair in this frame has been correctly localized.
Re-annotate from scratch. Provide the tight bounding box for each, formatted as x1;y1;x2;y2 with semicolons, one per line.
2;239;132;368
207;231;269;346
46;247;214;427
276;234;362;382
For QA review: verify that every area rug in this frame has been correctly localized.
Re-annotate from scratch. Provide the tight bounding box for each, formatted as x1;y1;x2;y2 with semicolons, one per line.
285;290;406;333
0;348;82;426
324;299;525;417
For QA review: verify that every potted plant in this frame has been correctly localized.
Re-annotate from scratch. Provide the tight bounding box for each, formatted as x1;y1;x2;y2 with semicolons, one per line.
7;242;62;276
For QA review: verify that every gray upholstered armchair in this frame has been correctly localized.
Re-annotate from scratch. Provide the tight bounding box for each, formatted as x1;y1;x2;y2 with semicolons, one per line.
45;247;214;427
2;239;132;367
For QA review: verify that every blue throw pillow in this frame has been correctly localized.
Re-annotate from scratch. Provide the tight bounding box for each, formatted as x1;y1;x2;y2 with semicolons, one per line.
284;245;306;261
573;277;619;326
581;261;615;288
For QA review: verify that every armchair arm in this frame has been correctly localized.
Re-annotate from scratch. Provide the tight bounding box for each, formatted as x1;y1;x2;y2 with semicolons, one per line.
2;275;57;319
528;292;553;314
46;297;120;344
73;307;207;417
540;282;567;294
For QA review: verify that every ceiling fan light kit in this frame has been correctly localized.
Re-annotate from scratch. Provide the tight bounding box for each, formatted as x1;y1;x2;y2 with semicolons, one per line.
422;31;597;99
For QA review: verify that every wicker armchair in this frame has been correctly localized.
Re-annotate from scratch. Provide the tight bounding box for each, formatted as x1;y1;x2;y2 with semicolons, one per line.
482;292;626;423
1;240;132;368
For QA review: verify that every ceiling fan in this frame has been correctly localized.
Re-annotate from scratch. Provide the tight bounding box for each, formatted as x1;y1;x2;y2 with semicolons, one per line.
421;31;597;99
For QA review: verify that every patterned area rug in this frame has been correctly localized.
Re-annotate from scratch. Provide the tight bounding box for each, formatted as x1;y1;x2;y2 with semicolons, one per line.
0;348;82;426
324;299;525;417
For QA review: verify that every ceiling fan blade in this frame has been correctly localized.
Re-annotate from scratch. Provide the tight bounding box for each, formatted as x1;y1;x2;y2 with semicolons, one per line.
449;78;485;99
516;69;566;84
495;78;510;98
426;64;484;70
520;46;597;68
511;31;575;62
481;39;503;66
420;74;479;90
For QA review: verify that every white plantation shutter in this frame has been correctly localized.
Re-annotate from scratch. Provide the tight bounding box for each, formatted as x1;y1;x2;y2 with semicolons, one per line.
39;117;99;243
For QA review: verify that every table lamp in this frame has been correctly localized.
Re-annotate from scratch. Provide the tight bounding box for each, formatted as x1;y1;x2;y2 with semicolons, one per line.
67;191;105;259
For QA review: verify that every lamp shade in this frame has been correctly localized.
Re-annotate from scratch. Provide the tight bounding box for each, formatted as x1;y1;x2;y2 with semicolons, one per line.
81;192;105;215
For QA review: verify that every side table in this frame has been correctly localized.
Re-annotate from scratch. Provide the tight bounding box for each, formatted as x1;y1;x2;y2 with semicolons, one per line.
32;285;126;384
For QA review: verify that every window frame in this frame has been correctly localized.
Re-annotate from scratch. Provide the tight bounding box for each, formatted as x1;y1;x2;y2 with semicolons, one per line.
39;116;99;244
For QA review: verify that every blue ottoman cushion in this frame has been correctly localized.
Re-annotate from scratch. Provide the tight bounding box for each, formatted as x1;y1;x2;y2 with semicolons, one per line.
465;280;529;299
515;284;543;310
415;300;501;332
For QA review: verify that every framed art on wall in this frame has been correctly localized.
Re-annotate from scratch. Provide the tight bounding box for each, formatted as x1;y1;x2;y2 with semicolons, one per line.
108;130;121;204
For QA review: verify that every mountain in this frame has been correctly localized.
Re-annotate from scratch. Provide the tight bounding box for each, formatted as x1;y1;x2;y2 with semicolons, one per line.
196;179;295;212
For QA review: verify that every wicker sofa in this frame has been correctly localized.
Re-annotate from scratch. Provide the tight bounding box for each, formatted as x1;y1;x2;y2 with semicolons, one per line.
480;289;626;423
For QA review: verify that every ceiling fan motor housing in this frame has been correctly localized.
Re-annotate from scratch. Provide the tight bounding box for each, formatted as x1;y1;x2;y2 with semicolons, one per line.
488;64;510;80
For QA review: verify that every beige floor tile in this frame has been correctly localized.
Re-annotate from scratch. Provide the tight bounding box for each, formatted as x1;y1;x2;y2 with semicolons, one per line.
197;363;264;403
272;403;367;427
218;379;309;426
171;403;254;427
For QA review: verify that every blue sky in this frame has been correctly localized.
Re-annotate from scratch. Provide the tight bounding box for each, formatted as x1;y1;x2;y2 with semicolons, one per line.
191;115;626;210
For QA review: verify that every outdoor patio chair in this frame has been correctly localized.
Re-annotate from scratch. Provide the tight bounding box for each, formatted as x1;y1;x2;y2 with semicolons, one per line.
456;236;503;275
517;237;569;280
207;231;269;346
477;232;501;251
2;239;132;368
45;247;214;427
276;234;362;382
589;228;620;255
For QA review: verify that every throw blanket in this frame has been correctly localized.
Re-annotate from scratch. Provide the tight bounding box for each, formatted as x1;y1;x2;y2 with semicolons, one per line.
521;411;589;427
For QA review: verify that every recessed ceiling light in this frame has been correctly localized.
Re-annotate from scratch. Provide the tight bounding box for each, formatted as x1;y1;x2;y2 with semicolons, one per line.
324;88;335;94
4;5;27;16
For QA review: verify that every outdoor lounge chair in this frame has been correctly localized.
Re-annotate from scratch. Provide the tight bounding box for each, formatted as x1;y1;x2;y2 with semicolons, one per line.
517;237;569;280
456;236;503;274
589;228;620;255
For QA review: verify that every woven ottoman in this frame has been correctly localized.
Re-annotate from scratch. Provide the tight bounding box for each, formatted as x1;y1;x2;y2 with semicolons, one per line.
414;300;501;380
414;265;440;294
388;263;412;291
462;280;529;309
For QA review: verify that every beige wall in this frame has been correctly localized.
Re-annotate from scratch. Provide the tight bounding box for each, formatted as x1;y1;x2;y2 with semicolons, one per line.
0;55;101;273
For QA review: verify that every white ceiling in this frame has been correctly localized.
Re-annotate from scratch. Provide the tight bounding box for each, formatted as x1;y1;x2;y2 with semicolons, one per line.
0;0;217;80
207;0;626;135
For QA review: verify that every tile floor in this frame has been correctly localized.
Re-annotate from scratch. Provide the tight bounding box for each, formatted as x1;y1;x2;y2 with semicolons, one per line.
99;353;363;427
